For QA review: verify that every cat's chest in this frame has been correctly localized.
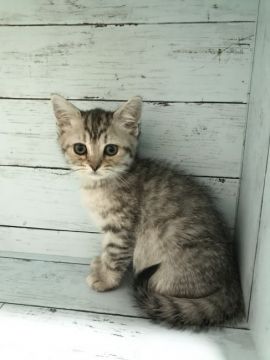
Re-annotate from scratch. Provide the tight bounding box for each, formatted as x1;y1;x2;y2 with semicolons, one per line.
80;186;115;224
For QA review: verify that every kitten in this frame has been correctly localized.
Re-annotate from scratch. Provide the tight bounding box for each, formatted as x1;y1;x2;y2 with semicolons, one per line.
51;94;244;328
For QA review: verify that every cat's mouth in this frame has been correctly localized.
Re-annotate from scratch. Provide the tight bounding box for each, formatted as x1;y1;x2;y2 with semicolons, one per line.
88;171;102;178
77;165;124;183
87;169;112;181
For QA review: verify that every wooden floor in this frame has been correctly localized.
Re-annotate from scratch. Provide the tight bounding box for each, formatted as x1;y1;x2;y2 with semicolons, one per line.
0;255;258;360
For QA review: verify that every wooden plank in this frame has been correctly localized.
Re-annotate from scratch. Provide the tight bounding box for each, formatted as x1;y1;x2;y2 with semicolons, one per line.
235;0;270;312
0;167;238;232
0;208;235;262
0;222;235;265
0;257;137;316
0;0;258;24
0;226;102;263
0;23;255;102
0;99;246;177
3;228;246;265
0;258;249;329
247;3;270;359
249;138;270;360
0;304;257;360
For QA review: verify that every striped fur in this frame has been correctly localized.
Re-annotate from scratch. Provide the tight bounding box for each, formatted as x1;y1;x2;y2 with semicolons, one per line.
51;94;244;328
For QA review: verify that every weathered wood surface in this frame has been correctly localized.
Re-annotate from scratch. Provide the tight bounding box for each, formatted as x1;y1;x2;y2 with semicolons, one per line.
0;257;137;316
247;2;270;359
0;226;101;263
0;23;255;102
0;305;257;360
0;166;238;232
0;214;234;262
0;0;258;24
0;258;248;329
0;1;258;346
0;100;246;177
249;140;270;360
236;0;270;311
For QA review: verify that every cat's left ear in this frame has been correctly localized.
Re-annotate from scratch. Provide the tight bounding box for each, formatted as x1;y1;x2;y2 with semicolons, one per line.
51;94;81;127
113;96;142;136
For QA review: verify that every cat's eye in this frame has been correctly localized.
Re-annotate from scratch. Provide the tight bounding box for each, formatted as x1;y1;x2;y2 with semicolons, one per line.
73;143;87;155
104;144;118;156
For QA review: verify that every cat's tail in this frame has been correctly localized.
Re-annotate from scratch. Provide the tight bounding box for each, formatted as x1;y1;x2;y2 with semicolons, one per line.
133;264;244;328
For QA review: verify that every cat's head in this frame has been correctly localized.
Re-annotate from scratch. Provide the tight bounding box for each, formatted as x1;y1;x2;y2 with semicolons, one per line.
51;94;142;184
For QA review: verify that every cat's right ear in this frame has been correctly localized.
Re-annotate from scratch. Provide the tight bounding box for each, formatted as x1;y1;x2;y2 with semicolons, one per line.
51;94;81;127
113;96;142;136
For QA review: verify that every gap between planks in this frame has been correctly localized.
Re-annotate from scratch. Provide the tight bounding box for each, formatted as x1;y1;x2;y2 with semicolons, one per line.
0;99;247;177
0;224;234;266
0;164;241;180
0;169;239;231
0;21;256;27
0;300;249;331
0;223;101;235
0;96;247;104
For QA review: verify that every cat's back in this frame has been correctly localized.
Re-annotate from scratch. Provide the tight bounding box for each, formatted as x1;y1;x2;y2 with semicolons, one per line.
132;157;228;237
132;157;211;204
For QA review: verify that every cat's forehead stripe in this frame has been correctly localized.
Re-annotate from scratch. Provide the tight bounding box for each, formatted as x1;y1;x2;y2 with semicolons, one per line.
81;109;113;141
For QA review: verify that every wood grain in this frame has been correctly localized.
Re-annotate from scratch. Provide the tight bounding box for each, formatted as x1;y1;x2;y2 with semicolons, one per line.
0;2;259;351
0;23;255;102
236;0;270;311
245;1;270;359
0;257;137;316
0;226;101;263
249;141;270;360
0;258;249;330
0;166;239;232
0;304;257;360
0;99;246;177
0;0;258;25
0;220;236;264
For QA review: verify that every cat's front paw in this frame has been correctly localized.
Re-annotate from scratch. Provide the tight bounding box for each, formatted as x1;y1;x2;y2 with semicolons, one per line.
86;273;114;292
86;257;121;292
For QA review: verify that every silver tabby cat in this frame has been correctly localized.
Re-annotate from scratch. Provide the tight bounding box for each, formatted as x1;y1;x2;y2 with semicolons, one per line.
51;94;243;328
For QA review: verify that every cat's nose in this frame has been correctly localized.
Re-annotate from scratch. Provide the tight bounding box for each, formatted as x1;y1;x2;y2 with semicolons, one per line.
90;163;101;172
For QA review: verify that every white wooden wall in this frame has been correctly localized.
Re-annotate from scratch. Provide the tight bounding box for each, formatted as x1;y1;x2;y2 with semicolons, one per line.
237;0;270;358
0;1;257;305
236;0;270;311
249;145;270;360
